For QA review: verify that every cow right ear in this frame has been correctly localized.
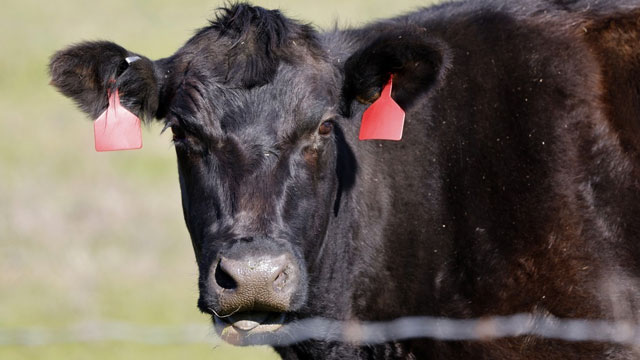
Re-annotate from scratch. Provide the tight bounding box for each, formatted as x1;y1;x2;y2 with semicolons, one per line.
341;28;447;116
49;41;160;121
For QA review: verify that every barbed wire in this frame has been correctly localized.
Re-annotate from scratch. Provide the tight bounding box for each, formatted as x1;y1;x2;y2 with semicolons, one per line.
4;313;640;348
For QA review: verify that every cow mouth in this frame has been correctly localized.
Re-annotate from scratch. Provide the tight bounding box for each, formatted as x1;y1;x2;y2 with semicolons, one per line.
213;311;286;345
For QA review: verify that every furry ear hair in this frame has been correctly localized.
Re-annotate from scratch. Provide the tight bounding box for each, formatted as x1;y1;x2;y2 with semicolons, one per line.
341;28;446;116
49;41;160;121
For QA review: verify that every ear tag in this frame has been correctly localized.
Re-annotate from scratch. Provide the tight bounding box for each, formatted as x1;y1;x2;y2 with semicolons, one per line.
359;77;405;141
94;90;143;152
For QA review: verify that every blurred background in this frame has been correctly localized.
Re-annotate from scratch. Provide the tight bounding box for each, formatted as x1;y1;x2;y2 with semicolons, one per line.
1;0;435;358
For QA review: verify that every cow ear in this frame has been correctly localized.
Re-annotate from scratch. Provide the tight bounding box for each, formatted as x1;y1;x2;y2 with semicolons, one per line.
49;41;160;121
341;29;446;115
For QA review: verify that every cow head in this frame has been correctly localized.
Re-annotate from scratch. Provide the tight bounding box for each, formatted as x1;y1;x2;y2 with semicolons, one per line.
49;4;446;346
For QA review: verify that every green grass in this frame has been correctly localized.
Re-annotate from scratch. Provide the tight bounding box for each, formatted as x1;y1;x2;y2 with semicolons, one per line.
1;0;435;358
0;343;278;360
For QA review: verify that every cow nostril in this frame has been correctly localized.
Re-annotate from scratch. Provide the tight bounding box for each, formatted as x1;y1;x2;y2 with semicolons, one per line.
273;267;289;292
214;261;237;290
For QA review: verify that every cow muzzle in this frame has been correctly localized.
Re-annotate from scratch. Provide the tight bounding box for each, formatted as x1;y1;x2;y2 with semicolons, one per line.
208;253;300;344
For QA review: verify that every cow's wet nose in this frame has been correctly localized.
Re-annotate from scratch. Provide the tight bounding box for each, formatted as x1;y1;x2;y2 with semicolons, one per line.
212;253;298;314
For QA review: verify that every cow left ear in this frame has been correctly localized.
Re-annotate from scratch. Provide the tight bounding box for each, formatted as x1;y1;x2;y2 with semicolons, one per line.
341;28;447;116
49;41;161;121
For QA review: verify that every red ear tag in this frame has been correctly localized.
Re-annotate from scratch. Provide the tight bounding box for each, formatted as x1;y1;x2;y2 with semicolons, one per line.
359;77;405;141
94;90;143;152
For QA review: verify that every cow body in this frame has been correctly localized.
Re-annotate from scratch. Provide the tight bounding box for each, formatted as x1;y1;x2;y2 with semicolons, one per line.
50;0;640;358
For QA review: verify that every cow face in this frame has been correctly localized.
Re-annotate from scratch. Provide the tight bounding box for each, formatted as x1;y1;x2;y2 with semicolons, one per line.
49;3;445;346
49;5;341;345
162;8;342;344
170;62;340;344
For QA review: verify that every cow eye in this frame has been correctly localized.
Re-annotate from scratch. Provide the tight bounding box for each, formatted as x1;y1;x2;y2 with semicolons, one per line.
170;124;186;142
162;120;187;144
318;121;333;136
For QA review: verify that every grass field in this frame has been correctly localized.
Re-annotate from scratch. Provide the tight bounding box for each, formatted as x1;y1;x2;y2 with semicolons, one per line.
1;0;434;358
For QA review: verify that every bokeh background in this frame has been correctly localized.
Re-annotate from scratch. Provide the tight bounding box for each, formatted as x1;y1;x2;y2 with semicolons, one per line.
1;0;435;358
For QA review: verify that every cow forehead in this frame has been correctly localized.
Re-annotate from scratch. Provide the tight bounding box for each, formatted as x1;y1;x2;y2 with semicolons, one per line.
168;58;338;142
219;66;337;131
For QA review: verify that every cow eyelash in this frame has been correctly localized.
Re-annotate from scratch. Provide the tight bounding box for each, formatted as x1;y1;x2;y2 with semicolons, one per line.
162;121;187;144
171;125;186;142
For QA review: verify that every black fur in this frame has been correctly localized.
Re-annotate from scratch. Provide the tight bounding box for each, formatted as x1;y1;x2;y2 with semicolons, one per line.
49;41;159;120
341;26;446;115
203;4;321;88
50;1;640;358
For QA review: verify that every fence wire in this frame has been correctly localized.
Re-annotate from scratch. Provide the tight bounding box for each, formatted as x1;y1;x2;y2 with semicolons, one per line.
0;322;213;347
4;313;640;347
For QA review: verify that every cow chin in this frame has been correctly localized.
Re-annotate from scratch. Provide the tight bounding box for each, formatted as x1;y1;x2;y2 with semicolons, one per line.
213;311;287;345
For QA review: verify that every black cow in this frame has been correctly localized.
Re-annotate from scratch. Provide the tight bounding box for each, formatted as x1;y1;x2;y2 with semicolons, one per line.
49;0;640;358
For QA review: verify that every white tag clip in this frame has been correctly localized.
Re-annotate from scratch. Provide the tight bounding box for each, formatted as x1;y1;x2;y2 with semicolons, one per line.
125;56;141;65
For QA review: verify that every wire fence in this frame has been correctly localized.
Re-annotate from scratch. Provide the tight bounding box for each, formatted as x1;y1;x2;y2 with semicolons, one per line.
4;313;640;347
0;321;214;347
